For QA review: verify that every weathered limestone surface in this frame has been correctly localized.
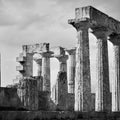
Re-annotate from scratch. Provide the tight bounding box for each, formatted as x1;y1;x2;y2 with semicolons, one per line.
16;43;50;79
68;6;120;35
0;87;22;109
55;71;68;111
66;48;76;93
52;47;71;110
66;93;74;111
69;20;91;111
16;53;26;80
17;77;38;110
24;53;33;77
34;76;43;92
92;27;111;112
16;53;33;78
54;47;68;72
22;43;49;53
109;34;120;111
41;51;53;92
51;81;74;111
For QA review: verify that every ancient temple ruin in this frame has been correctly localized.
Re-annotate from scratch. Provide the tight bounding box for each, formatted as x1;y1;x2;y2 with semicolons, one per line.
1;5;120;120
68;6;120;112
14;5;120;112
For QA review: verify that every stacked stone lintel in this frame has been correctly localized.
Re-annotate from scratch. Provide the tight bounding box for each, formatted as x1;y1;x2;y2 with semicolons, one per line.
16;45;33;79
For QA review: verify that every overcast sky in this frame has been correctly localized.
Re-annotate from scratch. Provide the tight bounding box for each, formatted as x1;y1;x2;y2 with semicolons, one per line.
0;0;120;92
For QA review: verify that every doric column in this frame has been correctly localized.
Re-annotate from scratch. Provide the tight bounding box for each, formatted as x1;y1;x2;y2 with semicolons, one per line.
109;34;120;111
92;27;111;112
68;19;91;111
66;48;76;93
55;55;68;72
33;54;42;76
41;51;53;92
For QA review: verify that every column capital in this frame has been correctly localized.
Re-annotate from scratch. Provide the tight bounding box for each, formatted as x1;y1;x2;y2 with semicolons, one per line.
68;18;90;31
34;58;42;65
55;55;68;63
92;27;109;39
41;51;53;58
66;48;76;55
109;34;120;45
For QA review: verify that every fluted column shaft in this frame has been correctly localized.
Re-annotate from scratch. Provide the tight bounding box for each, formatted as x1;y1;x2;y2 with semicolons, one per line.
70;20;91;111
110;35;120;111
66;49;76;93
113;45;120;111
42;52;53;92
93;27;111;112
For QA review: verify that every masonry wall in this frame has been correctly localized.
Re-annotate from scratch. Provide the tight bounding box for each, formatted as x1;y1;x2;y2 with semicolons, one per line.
55;71;68;111
24;53;33;77
17;78;38;110
0;87;22;110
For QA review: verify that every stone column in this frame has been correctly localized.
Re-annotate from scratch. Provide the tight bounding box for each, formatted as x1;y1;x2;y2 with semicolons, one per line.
92;27;111;112
109;34;120;111
56;55;68;72
34;58;42;76
66;48;76;93
41;51;53;92
33;56;43;91
69;19;91;111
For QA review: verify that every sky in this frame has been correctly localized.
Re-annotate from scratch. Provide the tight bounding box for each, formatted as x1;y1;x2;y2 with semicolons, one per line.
0;0;120;92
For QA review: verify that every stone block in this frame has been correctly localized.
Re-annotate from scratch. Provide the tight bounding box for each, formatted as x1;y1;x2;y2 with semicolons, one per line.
69;6;120;34
55;71;68;111
0;87;22;109
36;76;43;91
22;43;50;54
17;77;38;110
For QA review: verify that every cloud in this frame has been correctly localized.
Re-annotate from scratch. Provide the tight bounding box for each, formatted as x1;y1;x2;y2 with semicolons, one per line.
0;0;119;28
0;0;56;28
